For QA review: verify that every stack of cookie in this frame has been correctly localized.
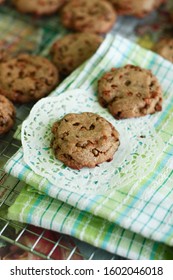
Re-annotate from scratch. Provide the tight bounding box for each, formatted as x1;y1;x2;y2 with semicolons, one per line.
51;112;120;170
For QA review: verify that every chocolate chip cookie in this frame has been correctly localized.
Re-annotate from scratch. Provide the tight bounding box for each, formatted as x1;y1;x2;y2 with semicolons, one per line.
98;64;162;119
60;0;116;34
13;0;67;16
51;112;120;169
154;37;173;63
0;53;59;103
50;32;103;77
0;95;16;135
108;0;166;18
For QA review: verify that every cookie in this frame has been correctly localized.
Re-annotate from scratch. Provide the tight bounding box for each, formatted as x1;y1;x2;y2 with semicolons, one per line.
154;38;173;63
108;0;166;18
51;112;120;170
13;0;67;16
60;0;116;34
50;32;103;77
0;95;16;135
0;53;59;103
98;64;162;119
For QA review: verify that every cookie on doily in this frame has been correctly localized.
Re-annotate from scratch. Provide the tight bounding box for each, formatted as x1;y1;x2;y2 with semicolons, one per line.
50;32;103;77
0;53;59;103
51;112;120;170
154;37;173;63
107;0;166;18
98;64;163;119
60;0;117;34
13;0;67;16
0;95;16;135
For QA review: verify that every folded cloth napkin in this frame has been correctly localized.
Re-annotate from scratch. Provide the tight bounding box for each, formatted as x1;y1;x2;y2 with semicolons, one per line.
5;34;173;259
8;185;173;260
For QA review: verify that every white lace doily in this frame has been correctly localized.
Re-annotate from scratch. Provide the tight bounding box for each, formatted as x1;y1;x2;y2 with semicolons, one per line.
21;89;163;195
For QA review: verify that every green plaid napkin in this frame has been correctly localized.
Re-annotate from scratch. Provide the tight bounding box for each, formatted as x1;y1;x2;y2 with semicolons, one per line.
8;185;173;260
5;34;173;259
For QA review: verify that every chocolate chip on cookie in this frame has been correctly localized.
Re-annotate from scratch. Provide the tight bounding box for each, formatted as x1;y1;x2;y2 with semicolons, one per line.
0;53;59;103
13;0;67;16
154;37;173;63
50;32;103;77
107;0;166;18
60;0;117;34
51;112;120;169
98;64;162;119
0;95;16;135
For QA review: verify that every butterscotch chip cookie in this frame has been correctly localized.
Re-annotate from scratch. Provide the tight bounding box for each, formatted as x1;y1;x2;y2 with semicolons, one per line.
108;0;166;18
0;95;16;135
51;112;120;170
13;0;67;16
98;64;162;119
0;53;59;103
50;32;103;77
60;0;116;34
154;38;173;63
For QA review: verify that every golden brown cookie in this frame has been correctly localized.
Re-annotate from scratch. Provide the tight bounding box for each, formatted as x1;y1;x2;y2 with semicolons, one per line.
50;32;103;77
13;0;67;16
108;0;166;18
154;37;173;63
98;64;162;119
51;112;120;169
0;53;59;103
60;0;117;34
0;95;16;135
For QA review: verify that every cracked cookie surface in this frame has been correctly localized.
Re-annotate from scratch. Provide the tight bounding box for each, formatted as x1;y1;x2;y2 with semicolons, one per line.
51;112;120;169
98;64;162;119
0;53;59;103
60;0;116;34
0;95;16;135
